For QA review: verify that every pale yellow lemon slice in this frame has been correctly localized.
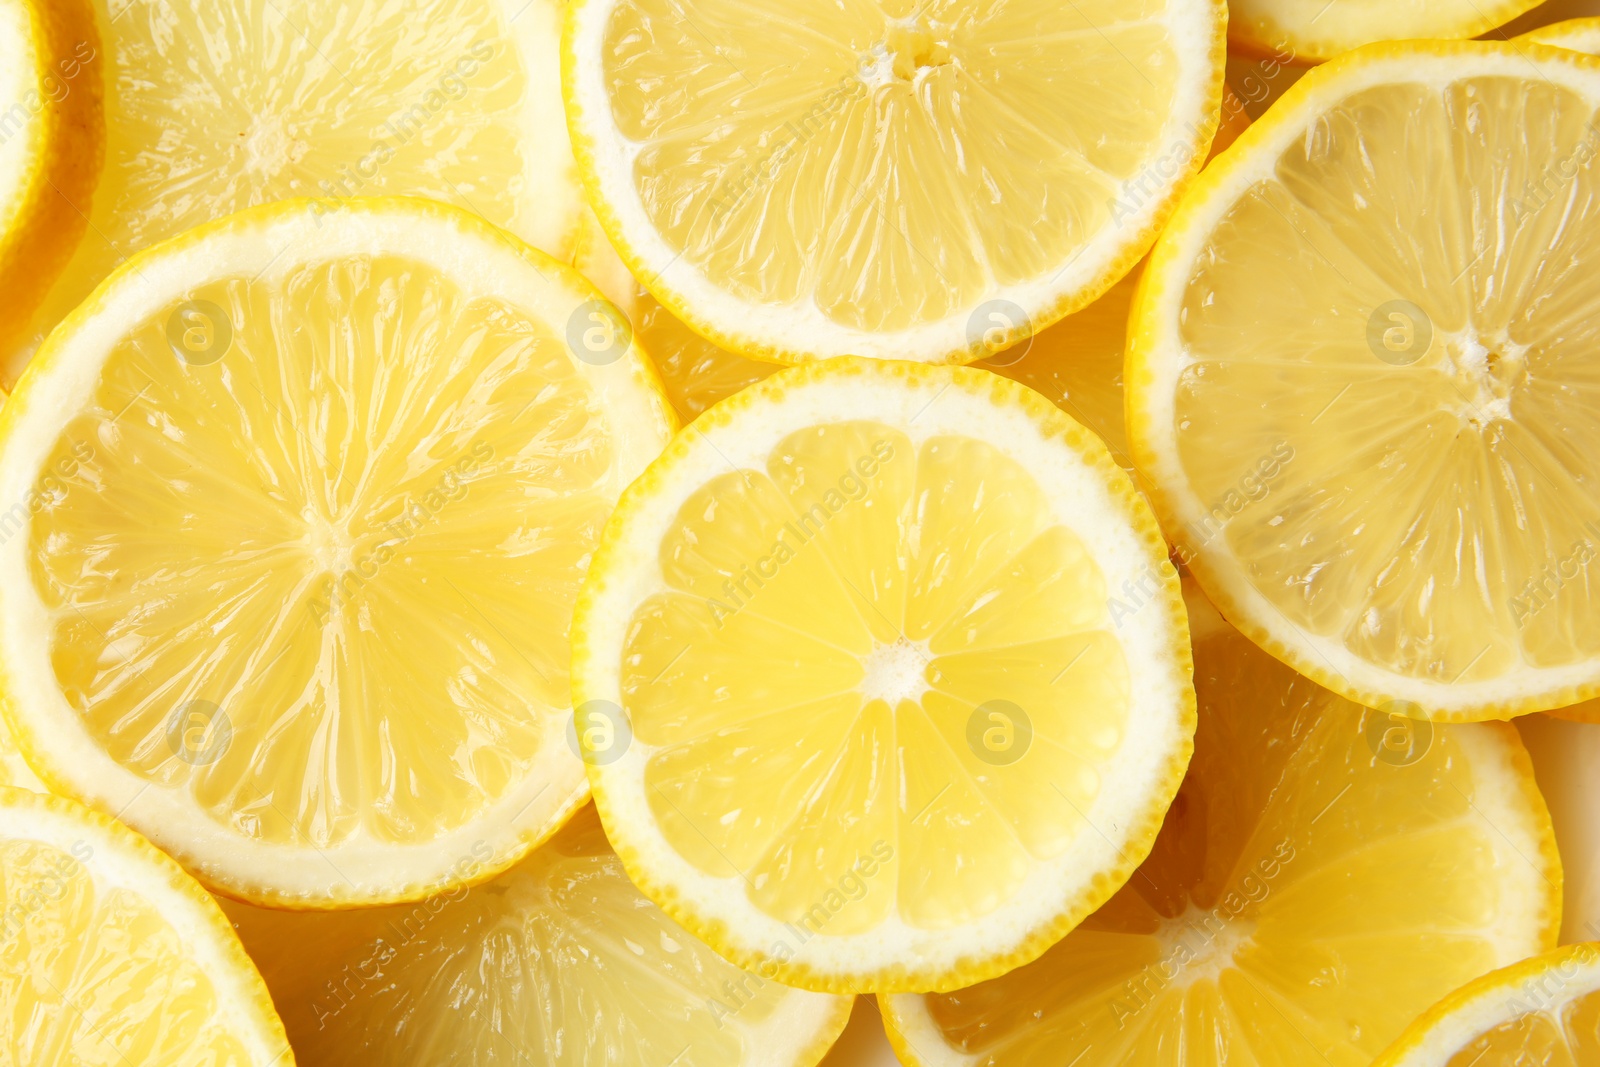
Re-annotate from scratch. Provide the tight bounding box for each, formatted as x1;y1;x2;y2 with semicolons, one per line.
1520;16;1600;54
1229;0;1541;64
1128;41;1600;722
573;358;1195;992
0;787;293;1065
563;0;1226;364
0;198;674;907
881;582;1560;1066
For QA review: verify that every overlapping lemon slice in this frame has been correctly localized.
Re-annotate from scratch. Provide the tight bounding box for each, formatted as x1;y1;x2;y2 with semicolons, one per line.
1128;42;1600;722
881;583;1560;1066
0;788;293;1066
4;0;582;386
573;358;1195;992
1521;17;1600;54
1373;942;1600;1067
0;0;99;363
1228;0;1541;64
563;0;1225;364
220;805;852;1066
0;198;674;907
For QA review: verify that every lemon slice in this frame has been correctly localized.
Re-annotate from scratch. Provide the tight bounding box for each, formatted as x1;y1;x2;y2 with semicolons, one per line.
1228;0;1541;64
0;198;674;907
3;0;582;387
1373;942;1600;1067
0;788;292;1065
573;358;1195;992
219;805;851;1066
1128;41;1600;723
0;0;99;364
563;0;1225;365
881;582;1560;1066
1521;17;1600;54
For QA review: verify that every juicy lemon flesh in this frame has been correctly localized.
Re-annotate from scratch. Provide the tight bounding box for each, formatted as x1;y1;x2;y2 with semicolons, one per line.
19;0;539;382
31;253;614;849
0;838;252;1065
914;619;1532;1066
224;807;795;1066
623;420;1129;932
602;0;1178;332
635;287;775;421
1170;76;1600;691
1443;990;1600;1066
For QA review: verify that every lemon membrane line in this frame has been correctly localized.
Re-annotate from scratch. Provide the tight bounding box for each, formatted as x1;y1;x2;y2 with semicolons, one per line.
0;198;672;904
1130;41;1600;716
562;0;1226;363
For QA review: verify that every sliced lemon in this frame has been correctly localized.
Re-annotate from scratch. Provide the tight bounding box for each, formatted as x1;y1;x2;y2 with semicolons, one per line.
881;582;1560;1067
3;0;582;387
219;805;852;1066
1521;17;1600;54
1373;942;1600;1067
1128;41;1600;722
0;0;100;364
0;787;292;1065
1228;0;1541;64
563;0;1225;365
0;198;675;907
573;358;1195;992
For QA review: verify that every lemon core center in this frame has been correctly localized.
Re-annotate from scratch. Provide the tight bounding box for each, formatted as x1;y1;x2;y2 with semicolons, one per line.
859;637;932;707
1441;328;1526;426
861;19;953;87
1158;906;1255;990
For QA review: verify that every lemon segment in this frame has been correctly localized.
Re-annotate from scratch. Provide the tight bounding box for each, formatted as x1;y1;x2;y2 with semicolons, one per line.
219;806;851;1067
574;359;1194;992
0;198;674;907
1128;42;1600;721
1228;0;1541;64
4;0;581;386
881;583;1560;1067
1372;942;1600;1067
0;788;292;1066
563;0;1225;364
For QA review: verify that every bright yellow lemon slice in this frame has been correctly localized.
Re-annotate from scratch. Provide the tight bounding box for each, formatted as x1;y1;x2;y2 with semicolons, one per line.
1229;0;1541;64
573;358;1195;992
881;582;1560;1066
0;198;674;907
1520;17;1600;54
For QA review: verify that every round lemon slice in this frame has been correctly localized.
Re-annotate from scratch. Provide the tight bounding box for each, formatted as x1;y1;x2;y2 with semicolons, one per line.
563;0;1225;365
881;583;1560;1066
573;358;1195;993
1128;41;1600;722
1373;942;1600;1067
1521;17;1600;54
3;0;583;387
0;0;99;364
220;805;852;1066
1228;0;1541;65
0;788;292;1066
0;198;674;907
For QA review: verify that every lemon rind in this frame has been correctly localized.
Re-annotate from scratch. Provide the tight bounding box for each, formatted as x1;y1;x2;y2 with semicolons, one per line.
560;0;1226;367
1127;40;1600;722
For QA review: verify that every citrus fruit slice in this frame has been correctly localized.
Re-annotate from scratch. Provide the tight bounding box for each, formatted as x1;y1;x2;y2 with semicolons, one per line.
1520;17;1600;54
3;0;582;387
563;0;1226;365
0;197;675;908
1228;0;1541;64
573;358;1195;992
0;0;99;364
220;805;852;1066
1128;41;1600;722
0;787;292;1065
1372;942;1600;1067
881;582;1560;1067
